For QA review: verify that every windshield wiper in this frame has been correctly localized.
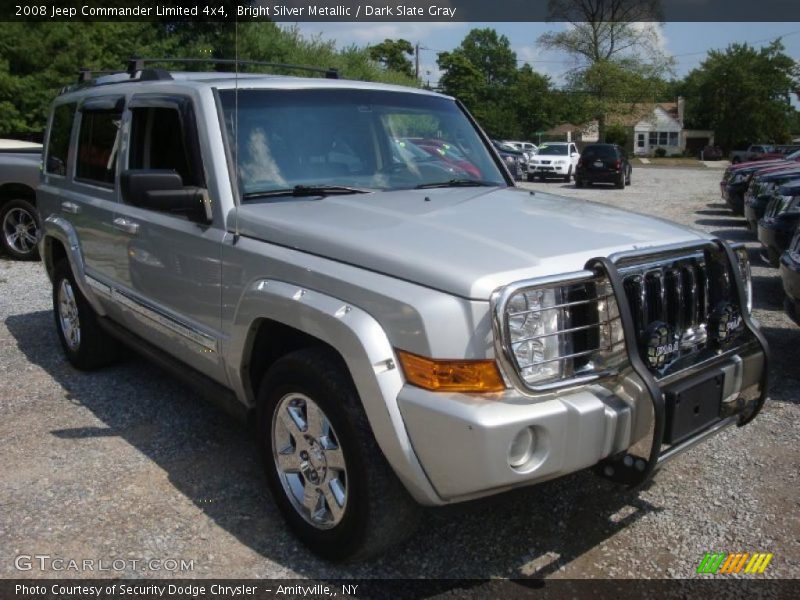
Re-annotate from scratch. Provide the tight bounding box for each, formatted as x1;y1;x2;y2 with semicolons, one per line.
243;185;371;200
415;179;499;189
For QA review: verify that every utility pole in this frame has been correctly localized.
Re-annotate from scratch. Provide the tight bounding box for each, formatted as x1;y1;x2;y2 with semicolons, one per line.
415;42;420;79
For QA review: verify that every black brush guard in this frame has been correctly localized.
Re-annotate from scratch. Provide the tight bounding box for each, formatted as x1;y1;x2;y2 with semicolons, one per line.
584;240;770;487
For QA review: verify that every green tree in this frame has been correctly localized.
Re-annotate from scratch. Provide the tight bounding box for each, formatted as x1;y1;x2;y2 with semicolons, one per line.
538;0;674;141
0;22;418;135
437;28;529;139
678;41;800;151
512;66;559;139
368;39;415;79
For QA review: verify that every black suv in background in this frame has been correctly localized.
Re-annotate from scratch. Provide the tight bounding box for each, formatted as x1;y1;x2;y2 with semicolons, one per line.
575;143;631;189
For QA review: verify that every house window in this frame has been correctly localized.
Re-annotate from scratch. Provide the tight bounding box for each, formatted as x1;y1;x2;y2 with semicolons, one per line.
649;132;657;146
637;133;645;148
658;131;668;146
669;132;679;146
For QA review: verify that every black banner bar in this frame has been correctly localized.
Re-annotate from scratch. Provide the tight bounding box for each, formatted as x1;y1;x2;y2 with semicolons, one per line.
1;579;797;600
5;0;800;22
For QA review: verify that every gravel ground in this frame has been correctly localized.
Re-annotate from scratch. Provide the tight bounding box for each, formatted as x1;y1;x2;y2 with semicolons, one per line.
0;166;798;581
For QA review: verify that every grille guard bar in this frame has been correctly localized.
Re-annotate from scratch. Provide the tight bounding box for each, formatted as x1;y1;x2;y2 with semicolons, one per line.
584;239;770;487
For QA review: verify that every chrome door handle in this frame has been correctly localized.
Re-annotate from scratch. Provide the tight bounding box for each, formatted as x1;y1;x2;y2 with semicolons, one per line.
112;217;140;235
61;201;80;214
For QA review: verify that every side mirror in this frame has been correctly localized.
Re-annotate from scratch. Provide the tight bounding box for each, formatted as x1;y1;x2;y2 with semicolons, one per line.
120;169;210;222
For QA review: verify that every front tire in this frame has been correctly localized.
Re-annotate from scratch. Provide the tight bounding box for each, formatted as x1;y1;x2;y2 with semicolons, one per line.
563;167;572;183
1;198;40;260
257;348;419;561
52;260;122;370
575;177;584;188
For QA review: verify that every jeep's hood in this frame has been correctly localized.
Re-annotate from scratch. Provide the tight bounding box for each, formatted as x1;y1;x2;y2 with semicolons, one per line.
234;187;708;300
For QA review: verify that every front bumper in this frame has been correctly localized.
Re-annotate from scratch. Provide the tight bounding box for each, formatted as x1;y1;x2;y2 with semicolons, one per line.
725;184;747;213
396;243;769;502
398;347;765;501
779;249;800;324
530;163;569;176
758;216;799;266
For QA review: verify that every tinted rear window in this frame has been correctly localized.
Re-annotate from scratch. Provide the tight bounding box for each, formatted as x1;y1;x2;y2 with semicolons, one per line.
582;146;618;160
46;103;76;176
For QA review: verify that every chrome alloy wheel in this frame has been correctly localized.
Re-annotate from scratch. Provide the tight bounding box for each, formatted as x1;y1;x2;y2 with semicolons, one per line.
272;393;348;529
3;206;38;254
57;278;81;351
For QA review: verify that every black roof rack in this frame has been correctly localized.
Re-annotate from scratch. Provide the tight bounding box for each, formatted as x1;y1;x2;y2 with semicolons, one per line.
62;58;341;95
127;58;340;79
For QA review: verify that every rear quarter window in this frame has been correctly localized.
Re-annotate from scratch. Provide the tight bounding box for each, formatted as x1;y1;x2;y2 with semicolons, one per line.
45;103;76;176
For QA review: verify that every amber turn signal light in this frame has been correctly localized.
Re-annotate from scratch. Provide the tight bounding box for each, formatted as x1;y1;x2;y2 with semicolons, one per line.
395;350;506;393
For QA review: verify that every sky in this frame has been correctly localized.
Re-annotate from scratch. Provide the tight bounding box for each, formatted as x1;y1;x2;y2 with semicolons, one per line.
290;21;800;90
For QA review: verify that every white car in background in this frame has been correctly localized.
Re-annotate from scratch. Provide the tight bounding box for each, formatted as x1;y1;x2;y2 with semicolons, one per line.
528;142;580;182
503;140;537;168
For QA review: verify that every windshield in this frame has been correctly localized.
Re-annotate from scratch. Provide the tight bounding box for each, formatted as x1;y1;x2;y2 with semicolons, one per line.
218;88;507;196
537;145;568;156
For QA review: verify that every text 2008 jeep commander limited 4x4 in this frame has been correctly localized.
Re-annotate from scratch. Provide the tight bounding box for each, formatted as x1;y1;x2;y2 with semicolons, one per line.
38;60;768;560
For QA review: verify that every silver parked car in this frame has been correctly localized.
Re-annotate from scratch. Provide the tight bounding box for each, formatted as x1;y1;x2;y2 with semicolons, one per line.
37;61;769;561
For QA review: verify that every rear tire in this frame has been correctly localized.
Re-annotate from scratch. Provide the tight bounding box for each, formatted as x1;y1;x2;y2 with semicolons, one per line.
52;260;122;370
575;177;584;188
1;198;40;261
257;348;420;561
616;173;625;189
626;169;632;186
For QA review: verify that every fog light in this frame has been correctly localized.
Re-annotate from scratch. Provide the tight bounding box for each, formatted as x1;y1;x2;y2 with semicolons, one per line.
508;427;536;468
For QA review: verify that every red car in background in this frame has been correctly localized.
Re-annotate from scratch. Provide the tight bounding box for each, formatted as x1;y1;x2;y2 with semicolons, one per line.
412;138;482;179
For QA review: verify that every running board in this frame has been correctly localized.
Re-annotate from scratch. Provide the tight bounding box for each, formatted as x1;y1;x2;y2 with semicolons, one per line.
97;316;250;423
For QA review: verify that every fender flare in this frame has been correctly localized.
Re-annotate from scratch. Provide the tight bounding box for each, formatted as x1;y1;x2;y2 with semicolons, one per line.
40;215;107;316
228;279;441;505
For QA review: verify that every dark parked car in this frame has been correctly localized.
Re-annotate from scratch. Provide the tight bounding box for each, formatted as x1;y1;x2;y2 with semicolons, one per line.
491;140;525;180
699;145;723;160
757;181;800;266
721;151;800;214
779;231;800;325
575;143;631;189
744;169;800;230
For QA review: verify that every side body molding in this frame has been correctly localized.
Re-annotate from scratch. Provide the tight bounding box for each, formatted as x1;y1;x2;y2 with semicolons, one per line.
227;279;441;505
40;215;107;316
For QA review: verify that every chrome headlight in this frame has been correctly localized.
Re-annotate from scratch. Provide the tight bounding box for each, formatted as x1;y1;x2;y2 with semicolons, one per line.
493;273;626;391
733;246;753;314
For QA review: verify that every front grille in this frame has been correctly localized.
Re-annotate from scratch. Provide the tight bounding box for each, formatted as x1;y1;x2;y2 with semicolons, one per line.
620;250;738;375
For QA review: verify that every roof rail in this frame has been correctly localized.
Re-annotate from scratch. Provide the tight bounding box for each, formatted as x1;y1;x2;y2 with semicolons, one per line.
126;58;340;79
77;68;124;83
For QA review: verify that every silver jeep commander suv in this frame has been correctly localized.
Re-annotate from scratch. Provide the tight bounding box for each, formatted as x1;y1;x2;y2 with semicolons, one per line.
38;60;768;561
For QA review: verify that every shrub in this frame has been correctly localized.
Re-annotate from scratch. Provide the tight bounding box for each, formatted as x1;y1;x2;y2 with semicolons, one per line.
654;147;667;158
605;124;628;147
